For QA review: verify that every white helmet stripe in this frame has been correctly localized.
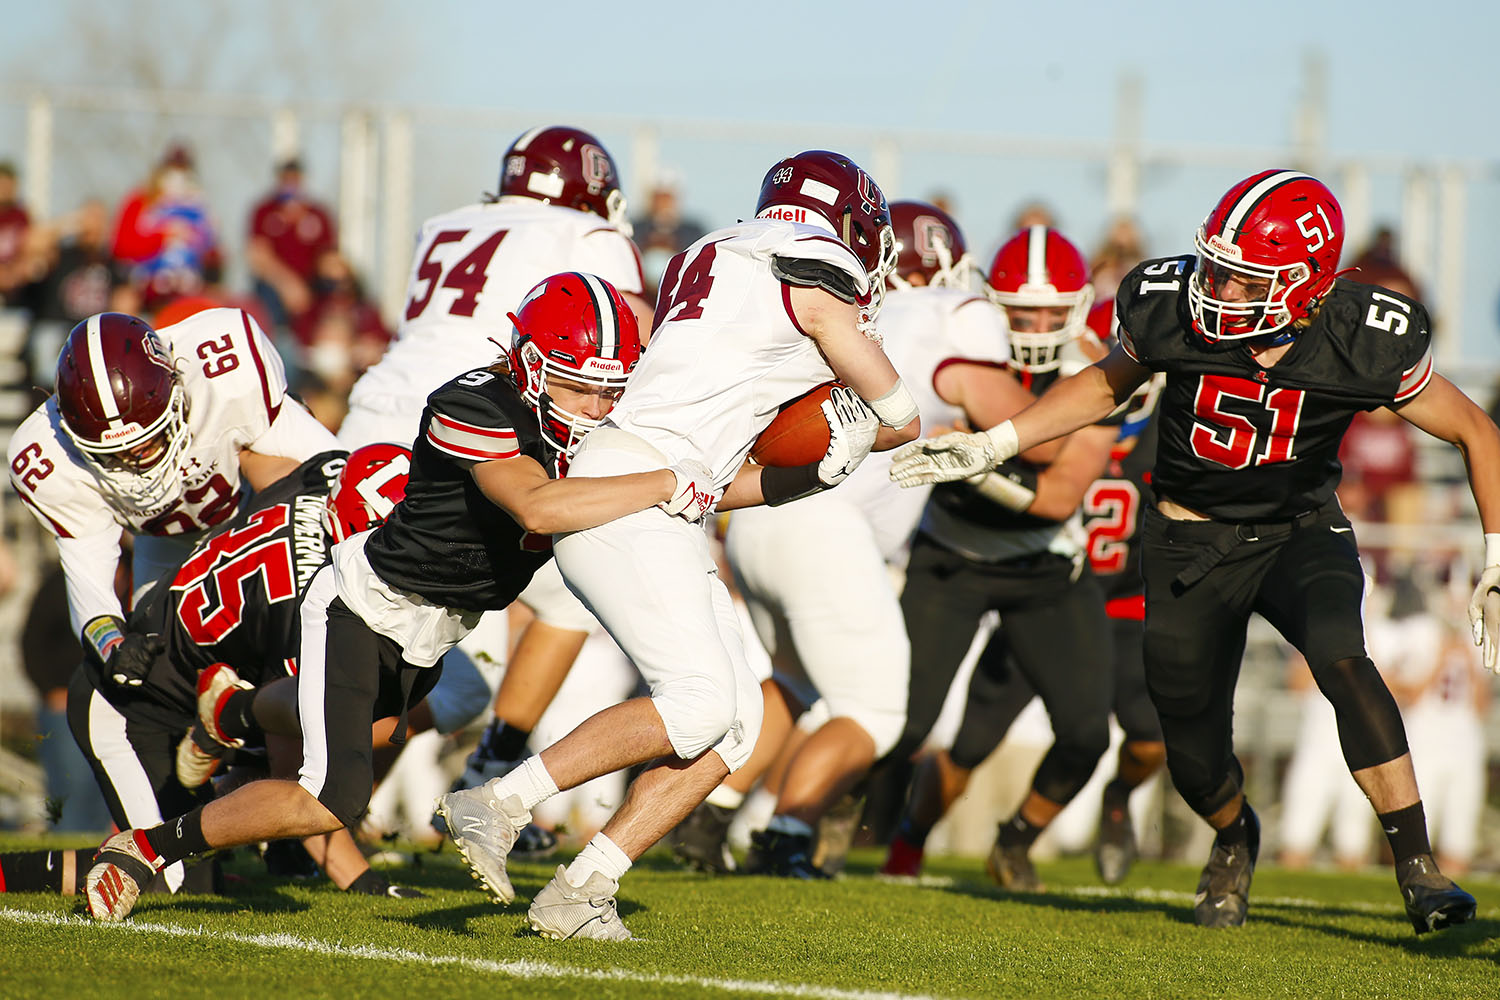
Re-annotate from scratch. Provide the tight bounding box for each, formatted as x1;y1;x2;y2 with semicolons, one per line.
85;314;120;421
512;125;546;152
1218;170;1312;238
1027;225;1047;287
577;272;618;359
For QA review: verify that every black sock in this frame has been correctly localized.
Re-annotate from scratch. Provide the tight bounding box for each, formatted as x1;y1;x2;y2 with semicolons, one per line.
894;815;933;848
998;812;1044;849
144;807;211;866
475;719;530;762
217;689;261;743
1378;802;1431;865
0;849;82;893
1103;778;1131;810
1213;800;1254;847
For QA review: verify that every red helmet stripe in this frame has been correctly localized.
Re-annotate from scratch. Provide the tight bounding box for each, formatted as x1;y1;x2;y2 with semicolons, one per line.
576;272;618;359
1027;225;1048;287
1217;170;1312;240
84;314;121;422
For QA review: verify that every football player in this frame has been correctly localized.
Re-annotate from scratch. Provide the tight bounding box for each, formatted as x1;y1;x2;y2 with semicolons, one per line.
877;225;1119;892
685;201;1030;877
8;309;340;689
338;124;653;799
890;170;1494;933
80;271;697;922
5;447;418;901
437;150;919;939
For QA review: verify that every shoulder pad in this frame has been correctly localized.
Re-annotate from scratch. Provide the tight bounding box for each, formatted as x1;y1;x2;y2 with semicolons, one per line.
1318;279;1434;401
771;255;859;304
424;369;530;464
1115;256;1195;364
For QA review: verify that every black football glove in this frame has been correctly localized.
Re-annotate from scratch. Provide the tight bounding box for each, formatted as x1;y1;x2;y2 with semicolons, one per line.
108;632;167;687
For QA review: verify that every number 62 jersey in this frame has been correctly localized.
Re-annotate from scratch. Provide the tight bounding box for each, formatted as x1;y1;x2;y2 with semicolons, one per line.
1115;256;1433;522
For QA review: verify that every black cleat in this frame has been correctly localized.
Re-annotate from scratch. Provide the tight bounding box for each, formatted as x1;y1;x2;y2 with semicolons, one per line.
745;829;830;880
1095;799;1137;886
1397;854;1476;935
1193;805;1259;928
986;841;1043;892
668;801;738;873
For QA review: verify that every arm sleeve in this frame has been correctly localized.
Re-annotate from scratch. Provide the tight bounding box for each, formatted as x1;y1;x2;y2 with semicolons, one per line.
247;396;342;459
56;528;126;635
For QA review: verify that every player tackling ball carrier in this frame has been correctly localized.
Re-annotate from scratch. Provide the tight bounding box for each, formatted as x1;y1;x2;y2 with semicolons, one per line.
889;169;1495;934
437;149;919;940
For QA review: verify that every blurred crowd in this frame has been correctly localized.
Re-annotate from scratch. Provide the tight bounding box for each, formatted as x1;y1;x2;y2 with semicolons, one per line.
0;141;1491;874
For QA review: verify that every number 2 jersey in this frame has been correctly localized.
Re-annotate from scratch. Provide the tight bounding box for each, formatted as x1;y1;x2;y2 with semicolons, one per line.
1116;255;1433;521
361;367;560;611
80;451;347;730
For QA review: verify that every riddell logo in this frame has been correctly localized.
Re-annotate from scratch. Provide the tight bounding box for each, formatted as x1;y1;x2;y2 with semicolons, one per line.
758;206;809;224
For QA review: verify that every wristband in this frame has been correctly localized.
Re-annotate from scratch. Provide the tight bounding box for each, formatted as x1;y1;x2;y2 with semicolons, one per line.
1485;532;1500;568
82;615;126;665
867;379;919;429
983;420;1020;464
761;463;824;507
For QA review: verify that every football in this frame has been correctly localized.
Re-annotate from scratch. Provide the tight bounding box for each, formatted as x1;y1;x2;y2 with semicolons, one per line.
750;381;841;467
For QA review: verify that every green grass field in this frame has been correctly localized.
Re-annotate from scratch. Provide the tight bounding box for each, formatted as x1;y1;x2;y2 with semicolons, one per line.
1;836;1495;999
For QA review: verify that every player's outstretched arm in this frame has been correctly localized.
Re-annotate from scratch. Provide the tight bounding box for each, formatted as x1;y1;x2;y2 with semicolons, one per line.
1392;373;1500;670
472;453;678;535
787;285;920;448
891;344;1147;486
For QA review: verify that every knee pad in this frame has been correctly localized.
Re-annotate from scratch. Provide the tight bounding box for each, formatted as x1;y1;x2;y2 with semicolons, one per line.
652;672;738;761
1033;739;1109;805
1166;753;1243;818
1312;655;1408;771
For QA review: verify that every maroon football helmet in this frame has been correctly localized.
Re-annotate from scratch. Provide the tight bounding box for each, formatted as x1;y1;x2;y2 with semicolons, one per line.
497;125;630;234
54;312;189;503
508;271;643;454
324;443;412;543
986;226;1095;372
888;200;972;291
1189;169;1345;342
755;150;896;330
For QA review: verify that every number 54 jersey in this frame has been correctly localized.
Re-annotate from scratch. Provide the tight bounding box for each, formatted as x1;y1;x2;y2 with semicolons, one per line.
1115;256;1433;521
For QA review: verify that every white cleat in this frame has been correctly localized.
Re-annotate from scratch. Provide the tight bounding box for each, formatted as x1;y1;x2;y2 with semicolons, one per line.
527;866;634;941
434;784;529;905
84;830;165;922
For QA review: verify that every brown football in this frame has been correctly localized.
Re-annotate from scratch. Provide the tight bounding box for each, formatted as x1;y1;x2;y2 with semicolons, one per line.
750;381;841;467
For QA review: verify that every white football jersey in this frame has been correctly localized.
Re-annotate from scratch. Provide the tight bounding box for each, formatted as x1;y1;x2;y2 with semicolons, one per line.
347;199;644;418
743;285;1011;563
603;219;868;487
10;308;293;541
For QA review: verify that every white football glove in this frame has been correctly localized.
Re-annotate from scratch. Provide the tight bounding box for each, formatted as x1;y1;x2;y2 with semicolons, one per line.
816;386;879;486
888;420;1021;487
660;459;721;523
1467;533;1500;673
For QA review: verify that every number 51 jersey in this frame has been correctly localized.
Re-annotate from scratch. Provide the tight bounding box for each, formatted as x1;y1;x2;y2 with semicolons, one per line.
1115;256;1433;521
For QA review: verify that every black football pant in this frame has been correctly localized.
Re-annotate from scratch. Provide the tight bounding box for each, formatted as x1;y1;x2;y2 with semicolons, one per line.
1140;499;1407;818
898;533;1112;806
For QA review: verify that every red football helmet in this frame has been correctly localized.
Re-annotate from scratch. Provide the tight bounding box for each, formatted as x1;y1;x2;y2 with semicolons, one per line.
324;443;412;543
507;271;643;454
1188;169;1344;342
497;125;630;235
755;150;897;329
888;200;973;291
986;226;1095;372
54;312;189;504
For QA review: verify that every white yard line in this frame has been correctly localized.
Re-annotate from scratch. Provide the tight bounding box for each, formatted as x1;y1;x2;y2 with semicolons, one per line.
0;907;958;1000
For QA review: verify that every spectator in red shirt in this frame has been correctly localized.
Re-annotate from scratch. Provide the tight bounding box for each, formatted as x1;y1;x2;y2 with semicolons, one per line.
247;157;337;333
0;161;32;306
109;144;222;312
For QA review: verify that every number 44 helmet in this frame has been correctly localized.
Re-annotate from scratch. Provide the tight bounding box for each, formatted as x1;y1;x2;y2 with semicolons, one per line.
1188;169;1345;342
54;312;190;505
325;443;412;543
507;271;644;455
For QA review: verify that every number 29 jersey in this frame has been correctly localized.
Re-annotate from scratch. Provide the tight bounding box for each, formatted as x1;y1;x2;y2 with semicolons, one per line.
1115;256;1434;521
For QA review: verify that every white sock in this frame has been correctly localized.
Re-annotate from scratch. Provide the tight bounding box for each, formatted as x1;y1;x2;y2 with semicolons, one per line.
491;755;558;812
767;814;815;838
706;784;745;811
563;833;632;888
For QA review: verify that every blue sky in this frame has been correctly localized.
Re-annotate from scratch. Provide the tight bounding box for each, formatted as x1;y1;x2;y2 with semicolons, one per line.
4;0;1499;358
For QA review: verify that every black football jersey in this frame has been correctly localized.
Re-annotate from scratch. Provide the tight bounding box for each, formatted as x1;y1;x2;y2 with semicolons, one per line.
363;367;558;610
1115;255;1434;521
89;451;347;728
1083;409;1158;602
